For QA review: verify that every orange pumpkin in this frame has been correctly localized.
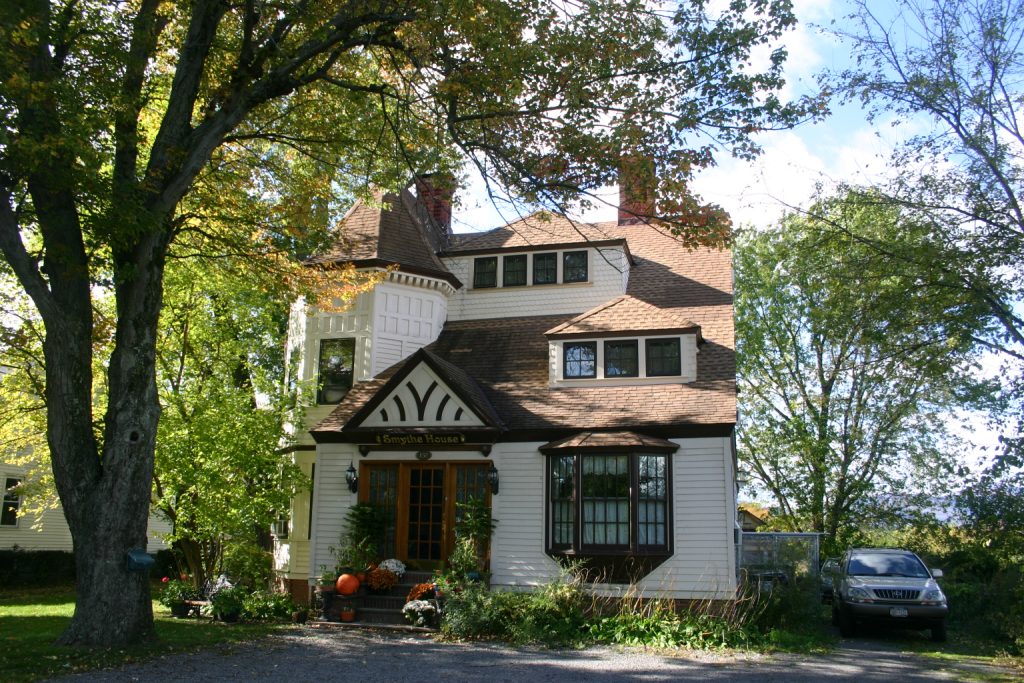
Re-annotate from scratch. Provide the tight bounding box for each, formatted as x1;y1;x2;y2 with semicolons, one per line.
336;573;360;595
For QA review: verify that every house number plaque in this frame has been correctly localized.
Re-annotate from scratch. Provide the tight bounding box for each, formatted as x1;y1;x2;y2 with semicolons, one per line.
416;450;432;460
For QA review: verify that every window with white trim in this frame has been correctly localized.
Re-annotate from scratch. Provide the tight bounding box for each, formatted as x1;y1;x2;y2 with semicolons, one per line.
502;254;527;286
646;338;681;376
563;342;597;379
318;338;355;404
2;477;21;527
473;256;498;288
469;249;591;288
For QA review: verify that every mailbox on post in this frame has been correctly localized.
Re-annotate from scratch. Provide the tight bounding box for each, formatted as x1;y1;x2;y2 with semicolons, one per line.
125;548;155;572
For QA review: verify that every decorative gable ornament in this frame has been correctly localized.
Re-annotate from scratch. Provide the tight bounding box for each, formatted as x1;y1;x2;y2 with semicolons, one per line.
340;349;502;453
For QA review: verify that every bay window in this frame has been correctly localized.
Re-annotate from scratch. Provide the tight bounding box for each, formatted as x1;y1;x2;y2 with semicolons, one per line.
547;453;670;554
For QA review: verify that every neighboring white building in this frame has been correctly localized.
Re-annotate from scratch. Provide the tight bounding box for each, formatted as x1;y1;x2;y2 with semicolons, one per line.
274;174;738;603
0;372;170;553
0;460;170;553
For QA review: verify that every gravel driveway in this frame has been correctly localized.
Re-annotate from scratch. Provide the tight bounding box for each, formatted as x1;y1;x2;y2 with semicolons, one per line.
50;627;1013;682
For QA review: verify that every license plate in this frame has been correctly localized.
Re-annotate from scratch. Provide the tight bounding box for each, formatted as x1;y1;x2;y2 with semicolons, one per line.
890;607;909;618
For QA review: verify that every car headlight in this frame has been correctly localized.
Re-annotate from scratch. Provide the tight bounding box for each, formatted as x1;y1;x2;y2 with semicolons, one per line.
922;589;946;604
847;586;872;602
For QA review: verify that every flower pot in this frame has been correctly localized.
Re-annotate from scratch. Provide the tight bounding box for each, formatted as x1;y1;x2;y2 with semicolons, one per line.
340;608;356;622
170;602;190;618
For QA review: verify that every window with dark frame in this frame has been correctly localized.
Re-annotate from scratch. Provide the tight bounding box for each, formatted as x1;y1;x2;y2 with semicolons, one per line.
502;254;527;287
2;477;21;527
533;252;557;284
547;453;669;554
317;337;355;404
604;340;639;377
563;250;588;283
473;256;498;288
563;342;597;378
646;338;681;376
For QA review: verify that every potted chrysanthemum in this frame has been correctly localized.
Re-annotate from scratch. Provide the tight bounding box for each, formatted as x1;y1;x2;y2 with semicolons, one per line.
402;599;439;627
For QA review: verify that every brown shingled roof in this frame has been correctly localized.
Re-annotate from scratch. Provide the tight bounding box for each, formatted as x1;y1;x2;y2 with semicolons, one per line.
306;190;461;287
445;212;631;262
313;213;735;440
545;295;702;340
539;431;680;452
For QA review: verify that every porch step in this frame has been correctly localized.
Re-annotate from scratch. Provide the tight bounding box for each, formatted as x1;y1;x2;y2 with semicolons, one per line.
321;570;438;626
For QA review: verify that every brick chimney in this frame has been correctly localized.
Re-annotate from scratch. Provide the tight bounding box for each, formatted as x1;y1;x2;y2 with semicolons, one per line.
617;154;656;225
414;173;455;250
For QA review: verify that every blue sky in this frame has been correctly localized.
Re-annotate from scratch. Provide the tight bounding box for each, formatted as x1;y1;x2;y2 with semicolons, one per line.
451;0;894;233
448;0;1004;471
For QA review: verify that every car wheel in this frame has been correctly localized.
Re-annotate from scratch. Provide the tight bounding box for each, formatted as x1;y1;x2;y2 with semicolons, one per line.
836;603;856;637
931;621;947;643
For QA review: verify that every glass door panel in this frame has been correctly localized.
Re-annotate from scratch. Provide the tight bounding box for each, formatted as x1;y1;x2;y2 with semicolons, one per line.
364;465;398;558
407;466;444;562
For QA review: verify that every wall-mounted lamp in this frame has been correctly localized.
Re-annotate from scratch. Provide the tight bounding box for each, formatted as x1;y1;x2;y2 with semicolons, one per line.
487;463;499;495
345;462;358;494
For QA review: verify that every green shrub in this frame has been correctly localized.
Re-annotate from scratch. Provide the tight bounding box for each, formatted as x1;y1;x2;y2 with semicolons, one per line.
441;564;591;646
0;549;75;587
589;608;749;649
242;590;297;621
221;543;273;589
440;585;525;641
210;586;247;619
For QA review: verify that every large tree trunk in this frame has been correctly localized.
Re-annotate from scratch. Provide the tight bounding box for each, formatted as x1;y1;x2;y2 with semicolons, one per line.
53;231;168;646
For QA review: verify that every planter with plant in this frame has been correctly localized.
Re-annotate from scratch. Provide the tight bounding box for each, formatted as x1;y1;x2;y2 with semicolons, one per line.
316;566;337;617
159;577;200;618
378;558;406;579
210;586;246;623
338;600;357;622
365;567;399;593
402;599;440;627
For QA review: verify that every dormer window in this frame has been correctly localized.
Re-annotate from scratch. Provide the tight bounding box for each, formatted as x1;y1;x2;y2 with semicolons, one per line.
318;338;355;404
645;338;681;377
533;252;557;284
503;254;527;286
563;251;588;283
473;256;498;288
604;340;639;378
563;342;597;379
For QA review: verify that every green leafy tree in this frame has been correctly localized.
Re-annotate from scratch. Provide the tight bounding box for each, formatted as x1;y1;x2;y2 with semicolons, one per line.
152;255;305;589
825;0;1024;461
0;0;815;645
735;193;992;544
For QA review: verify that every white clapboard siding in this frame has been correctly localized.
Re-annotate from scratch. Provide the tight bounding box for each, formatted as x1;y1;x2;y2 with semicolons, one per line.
442;247;629;322
639;437;736;599
309;444;359;579
1;464;170;552
489;443;563;587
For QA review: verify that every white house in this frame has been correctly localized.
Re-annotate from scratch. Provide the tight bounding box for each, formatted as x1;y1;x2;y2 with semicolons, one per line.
0;371;170;554
274;173;739;605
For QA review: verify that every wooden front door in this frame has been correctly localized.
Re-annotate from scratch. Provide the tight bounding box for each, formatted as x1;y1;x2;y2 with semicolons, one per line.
360;461;490;570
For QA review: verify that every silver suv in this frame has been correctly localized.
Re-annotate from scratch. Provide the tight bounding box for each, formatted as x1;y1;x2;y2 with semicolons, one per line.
832;548;948;642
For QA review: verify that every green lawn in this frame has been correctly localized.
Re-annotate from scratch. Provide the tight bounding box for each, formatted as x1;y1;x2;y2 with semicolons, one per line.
0;586;287;682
